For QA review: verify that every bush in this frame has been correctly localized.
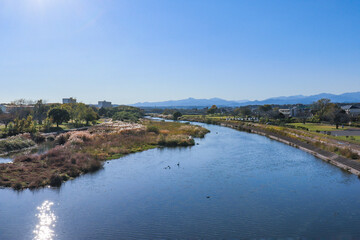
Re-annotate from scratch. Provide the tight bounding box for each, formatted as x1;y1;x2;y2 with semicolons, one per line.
31;133;45;143
87;160;102;172
50;174;62;187
13;182;23;190
55;134;69;145
146;125;159;134
296;126;309;131
157;134;194;147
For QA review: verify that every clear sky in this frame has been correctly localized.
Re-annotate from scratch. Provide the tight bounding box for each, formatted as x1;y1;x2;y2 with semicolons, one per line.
0;0;359;104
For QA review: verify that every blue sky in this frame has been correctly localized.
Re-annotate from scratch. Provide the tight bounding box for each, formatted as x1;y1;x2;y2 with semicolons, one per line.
0;0;359;104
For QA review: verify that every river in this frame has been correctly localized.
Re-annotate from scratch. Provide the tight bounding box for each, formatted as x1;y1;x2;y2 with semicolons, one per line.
1;121;360;239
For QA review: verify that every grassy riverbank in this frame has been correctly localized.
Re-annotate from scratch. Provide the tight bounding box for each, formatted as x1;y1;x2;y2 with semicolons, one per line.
0;120;209;189
0;135;36;155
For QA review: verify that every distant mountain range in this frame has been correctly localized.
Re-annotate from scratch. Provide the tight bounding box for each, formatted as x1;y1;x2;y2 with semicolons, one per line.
132;98;247;108
131;92;360;108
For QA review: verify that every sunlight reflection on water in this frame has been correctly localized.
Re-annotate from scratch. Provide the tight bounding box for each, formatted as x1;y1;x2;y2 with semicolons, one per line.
33;200;56;240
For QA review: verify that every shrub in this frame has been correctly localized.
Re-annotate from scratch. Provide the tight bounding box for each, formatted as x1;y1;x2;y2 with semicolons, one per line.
157;134;194;147
50;174;62;187
87;160;102;172
296;126;309;131
46;135;55;141
146;125;159;134
31;133;45;143
55;134;68;145
13;182;23;190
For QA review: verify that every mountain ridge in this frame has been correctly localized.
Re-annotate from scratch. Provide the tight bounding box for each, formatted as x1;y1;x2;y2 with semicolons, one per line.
131;92;360;108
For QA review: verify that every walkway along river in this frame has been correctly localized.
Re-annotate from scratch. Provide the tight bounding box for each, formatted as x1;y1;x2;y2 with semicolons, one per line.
1;120;360;239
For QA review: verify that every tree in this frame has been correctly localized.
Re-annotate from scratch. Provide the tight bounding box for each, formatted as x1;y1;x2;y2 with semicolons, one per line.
311;98;331;119
112;111;139;122
98;107;108;117
0;113;14;128
84;108;99;125
74;103;88;125
48;108;70;127
332;109;349;129
11;99;26;106
61;103;77;121
259;104;272;113
207;105;218;114
173;111;182;120
33;100;49;124
234;107;252;117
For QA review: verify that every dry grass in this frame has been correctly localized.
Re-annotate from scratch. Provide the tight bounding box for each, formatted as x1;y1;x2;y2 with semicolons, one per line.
0;135;36;155
0;120;209;189
0;146;100;189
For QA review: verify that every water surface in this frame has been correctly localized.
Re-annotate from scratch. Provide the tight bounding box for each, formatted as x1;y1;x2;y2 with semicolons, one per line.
1;122;360;239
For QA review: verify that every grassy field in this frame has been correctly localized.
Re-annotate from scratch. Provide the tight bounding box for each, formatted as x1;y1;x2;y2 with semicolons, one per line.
287;123;350;132
336;135;360;143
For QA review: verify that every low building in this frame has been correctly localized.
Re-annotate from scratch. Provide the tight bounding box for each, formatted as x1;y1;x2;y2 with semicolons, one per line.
0;104;34;114
341;105;360;116
279;107;297;117
98;100;112;108
63;98;77;104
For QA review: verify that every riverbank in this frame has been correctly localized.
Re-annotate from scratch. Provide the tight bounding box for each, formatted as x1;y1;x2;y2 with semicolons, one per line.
179;115;360;176
0;120;209;189
0;135;37;157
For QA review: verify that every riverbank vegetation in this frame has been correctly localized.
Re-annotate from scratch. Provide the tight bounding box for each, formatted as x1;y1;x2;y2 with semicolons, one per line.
0;101;147;155
0;120;209;189
0;100;145;138
178;114;360;161
0;135;36;155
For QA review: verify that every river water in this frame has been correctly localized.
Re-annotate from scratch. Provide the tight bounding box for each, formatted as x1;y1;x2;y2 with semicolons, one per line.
1;121;360;239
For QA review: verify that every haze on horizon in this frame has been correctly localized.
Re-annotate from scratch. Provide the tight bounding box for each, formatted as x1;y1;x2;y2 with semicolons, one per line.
0;0;359;105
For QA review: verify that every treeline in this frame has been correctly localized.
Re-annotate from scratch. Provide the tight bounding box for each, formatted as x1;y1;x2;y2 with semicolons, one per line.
156;99;359;128
98;105;144;122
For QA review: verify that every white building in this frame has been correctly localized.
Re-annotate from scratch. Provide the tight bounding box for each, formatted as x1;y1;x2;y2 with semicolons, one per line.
279;107;297;117
341;105;360;116
98;100;112;108
63;98;77;104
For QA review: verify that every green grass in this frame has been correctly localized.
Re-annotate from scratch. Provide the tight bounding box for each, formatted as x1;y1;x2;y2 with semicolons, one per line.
287;123;350;132
335;135;360;144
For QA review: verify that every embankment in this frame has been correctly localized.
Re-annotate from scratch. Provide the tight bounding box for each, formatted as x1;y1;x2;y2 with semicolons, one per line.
181;116;360;176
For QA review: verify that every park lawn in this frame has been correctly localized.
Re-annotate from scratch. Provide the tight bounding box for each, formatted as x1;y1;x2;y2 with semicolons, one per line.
287;123;349;132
